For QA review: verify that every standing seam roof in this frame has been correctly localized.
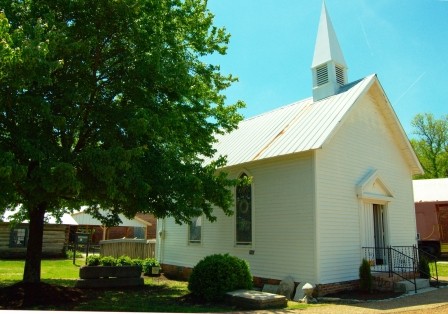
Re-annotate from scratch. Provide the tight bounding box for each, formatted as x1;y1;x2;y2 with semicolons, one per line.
213;74;376;167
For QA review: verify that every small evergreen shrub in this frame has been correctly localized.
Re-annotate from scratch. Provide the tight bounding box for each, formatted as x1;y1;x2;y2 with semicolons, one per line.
116;255;133;266
86;254;101;266
419;255;431;279
100;256;117;266
359;258;373;292
188;253;252;302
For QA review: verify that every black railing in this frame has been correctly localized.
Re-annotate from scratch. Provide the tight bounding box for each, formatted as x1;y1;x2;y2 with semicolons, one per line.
363;245;439;292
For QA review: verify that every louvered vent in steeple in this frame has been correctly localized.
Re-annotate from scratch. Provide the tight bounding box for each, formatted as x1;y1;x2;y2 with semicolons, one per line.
335;65;345;85
316;64;329;86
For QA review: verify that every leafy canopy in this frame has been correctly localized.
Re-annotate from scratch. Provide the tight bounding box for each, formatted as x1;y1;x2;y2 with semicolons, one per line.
410;113;448;179
0;0;245;225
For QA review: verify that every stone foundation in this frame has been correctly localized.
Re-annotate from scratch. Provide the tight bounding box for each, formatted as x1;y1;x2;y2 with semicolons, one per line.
161;263;192;280
314;280;360;296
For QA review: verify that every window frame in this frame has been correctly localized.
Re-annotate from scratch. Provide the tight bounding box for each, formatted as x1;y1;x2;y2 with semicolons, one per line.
188;215;202;245
9;227;29;248
235;173;252;246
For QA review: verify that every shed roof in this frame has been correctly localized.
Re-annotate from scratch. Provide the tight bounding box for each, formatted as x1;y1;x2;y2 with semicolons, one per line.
213;74;422;175
413;178;448;202
71;210;150;227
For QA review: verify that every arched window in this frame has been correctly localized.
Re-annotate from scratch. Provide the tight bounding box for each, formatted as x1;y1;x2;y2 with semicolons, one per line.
236;173;252;245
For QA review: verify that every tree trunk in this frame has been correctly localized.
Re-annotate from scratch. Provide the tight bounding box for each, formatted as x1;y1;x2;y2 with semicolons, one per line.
23;203;46;283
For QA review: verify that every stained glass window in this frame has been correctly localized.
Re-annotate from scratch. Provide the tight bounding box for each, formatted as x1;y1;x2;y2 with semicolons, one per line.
236;173;252;245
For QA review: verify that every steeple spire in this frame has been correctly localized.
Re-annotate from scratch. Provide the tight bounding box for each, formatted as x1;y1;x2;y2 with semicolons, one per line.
311;1;348;101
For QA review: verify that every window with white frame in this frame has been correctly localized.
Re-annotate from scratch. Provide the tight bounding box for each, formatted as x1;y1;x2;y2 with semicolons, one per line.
236;173;252;245
189;216;202;244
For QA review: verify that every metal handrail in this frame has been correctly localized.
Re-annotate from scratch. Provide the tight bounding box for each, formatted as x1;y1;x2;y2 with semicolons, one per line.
362;246;418;293
389;246;417;293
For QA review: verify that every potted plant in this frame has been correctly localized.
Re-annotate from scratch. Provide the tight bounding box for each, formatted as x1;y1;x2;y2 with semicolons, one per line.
143;258;161;276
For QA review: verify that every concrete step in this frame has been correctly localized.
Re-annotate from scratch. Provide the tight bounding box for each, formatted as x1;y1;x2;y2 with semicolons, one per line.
394;278;429;293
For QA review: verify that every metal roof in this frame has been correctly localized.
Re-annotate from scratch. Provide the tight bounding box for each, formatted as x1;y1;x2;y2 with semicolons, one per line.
71;210;150;227
413;179;448;202
213;74;375;167
212;73;422;175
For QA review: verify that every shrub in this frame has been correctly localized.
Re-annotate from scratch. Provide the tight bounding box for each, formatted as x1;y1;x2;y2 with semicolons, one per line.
419;255;431;279
359;258;373;292
142;258;160;275
188;253;252;302
65;250;83;259
86;254;101;266
131;258;144;269
100;256;117;266
116;255;133;266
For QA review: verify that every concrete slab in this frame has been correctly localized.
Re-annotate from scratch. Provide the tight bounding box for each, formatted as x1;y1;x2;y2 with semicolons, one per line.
226;289;287;309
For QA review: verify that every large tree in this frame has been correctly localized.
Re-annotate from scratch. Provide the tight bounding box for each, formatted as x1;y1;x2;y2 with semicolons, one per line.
0;0;244;283
410;113;448;179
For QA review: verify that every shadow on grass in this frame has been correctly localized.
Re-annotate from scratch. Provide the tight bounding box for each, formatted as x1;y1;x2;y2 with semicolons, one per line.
0;278;233;312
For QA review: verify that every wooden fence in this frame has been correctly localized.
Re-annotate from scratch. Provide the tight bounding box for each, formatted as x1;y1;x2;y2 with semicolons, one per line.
99;239;156;259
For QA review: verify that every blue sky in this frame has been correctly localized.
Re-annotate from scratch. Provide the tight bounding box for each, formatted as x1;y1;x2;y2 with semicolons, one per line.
206;0;448;137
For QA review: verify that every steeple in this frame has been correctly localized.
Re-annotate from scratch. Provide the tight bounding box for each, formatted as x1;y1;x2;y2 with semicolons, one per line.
311;2;348;102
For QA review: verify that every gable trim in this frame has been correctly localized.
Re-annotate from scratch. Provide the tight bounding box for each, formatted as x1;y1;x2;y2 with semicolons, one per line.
356;169;394;203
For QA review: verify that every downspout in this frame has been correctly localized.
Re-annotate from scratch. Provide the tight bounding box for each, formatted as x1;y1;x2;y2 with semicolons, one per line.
157;218;165;264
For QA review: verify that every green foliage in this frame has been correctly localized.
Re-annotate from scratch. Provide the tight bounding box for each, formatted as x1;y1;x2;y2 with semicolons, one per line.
86;255;101;266
142;258;161;275
116;255;133;266
65;250;83;259
0;0;244;283
410;113;448;179
131;258;144;268
419;255;431;279
359;259;373;292
86;255;144;269
99;256;117;267
188;253;252;302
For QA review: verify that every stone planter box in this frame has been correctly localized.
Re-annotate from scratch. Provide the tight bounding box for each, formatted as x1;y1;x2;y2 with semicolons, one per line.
75;266;144;288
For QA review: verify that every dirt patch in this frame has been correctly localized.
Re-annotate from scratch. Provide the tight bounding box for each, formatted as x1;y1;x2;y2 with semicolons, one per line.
323;289;405;301
0;282;88;309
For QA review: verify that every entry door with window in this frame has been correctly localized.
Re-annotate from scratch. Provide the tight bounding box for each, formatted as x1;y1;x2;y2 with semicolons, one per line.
361;203;388;266
373;204;387;265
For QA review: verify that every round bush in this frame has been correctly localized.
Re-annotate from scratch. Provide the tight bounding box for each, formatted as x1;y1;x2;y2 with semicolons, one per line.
188;253;252;302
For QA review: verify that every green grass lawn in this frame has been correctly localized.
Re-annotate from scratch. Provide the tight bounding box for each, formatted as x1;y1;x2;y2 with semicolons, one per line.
435;261;448;277
0;258;309;312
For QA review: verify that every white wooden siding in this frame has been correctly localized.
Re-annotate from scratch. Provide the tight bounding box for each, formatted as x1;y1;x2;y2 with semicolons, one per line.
315;90;417;284
159;152;317;283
